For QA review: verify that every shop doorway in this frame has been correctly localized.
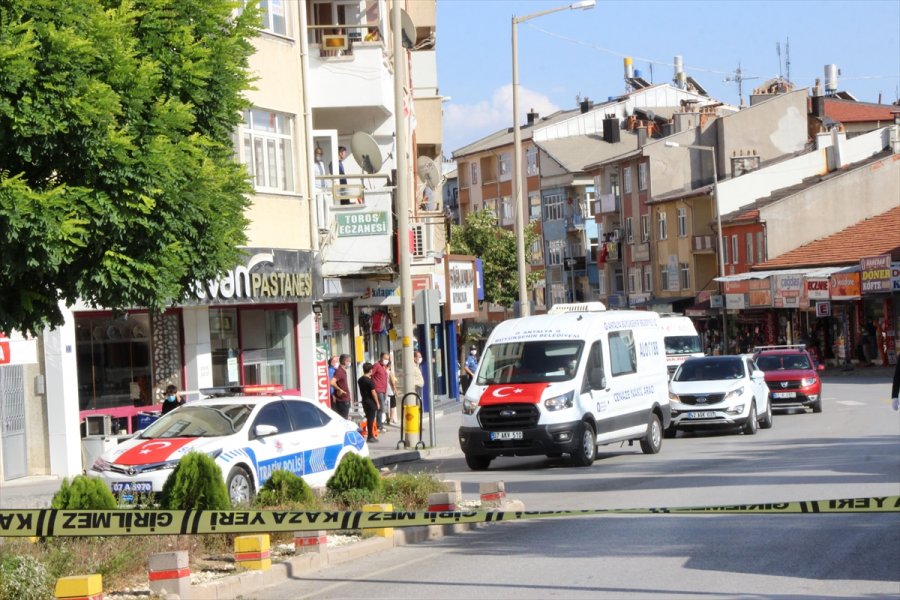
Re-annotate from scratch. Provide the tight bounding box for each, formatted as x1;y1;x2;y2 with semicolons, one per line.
1;365;27;480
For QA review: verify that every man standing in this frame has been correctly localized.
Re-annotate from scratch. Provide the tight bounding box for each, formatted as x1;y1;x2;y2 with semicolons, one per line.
463;345;478;391
331;354;352;419
413;350;425;401
357;362;380;443
314;147;328;191
327;355;339;409
331;145;349;205
370;352;391;429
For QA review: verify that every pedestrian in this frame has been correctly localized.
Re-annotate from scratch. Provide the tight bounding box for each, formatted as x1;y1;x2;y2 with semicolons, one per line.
327;355;340;409
891;360;900;412
331;145;349;204
413;350;425;401
314;147;328;191
462;345;478;391
331;354;352;419
384;356;399;425
370;352;391;428
160;384;184;415
357;362;380;442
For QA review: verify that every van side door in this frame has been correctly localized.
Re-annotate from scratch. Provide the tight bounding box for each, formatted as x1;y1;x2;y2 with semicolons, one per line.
581;340;615;442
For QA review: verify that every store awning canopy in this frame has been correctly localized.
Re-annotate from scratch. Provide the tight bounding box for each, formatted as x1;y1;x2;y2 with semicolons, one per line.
714;265;858;283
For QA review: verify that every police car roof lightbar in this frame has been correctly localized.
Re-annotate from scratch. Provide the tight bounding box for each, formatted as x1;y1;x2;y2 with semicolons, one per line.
548;302;607;315
200;384;285;398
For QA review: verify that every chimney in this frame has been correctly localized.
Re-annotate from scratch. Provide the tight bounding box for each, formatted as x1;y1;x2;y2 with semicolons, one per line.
637;125;648;147
580;98;591;114
602;115;621;143
526;109;539;125
673;55;685;89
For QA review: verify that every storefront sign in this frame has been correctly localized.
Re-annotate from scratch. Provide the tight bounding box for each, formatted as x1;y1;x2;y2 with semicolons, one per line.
893;262;900;292
748;278;773;307
192;249;314;304
631;243;650;262
710;294;724;308
335;212;389;237
816;301;831;317
860;254;892;294
773;274;803;308
806;278;830;301
0;332;38;366
315;344;329;408
445;255;478;320
829;272;861;300
726;293;747;310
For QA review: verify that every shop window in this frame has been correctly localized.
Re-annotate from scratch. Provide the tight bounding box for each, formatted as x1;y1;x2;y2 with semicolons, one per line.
210;307;297;389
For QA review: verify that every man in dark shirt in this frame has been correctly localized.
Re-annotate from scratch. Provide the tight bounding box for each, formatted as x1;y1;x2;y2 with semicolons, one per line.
357;362;380;442
331;354;352;419
370;352;390;428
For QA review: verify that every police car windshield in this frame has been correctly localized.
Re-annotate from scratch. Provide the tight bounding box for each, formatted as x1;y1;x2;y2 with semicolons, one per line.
664;335;702;355
140;404;253;438
477;341;583;384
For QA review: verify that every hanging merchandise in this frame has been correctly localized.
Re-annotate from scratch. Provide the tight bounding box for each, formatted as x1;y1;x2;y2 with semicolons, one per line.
371;310;387;334
359;311;371;334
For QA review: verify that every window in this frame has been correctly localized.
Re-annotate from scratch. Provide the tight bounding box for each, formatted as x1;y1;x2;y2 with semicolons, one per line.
529;192;542;221
212;307;297;389
609;172;620;202
623;166;633;194
677;207;688;237
609;330;636;376
526;146;539;176
629;267;640;293
657;210;668;240
638;163;648;191
498;153;511;181
253;402;292;436
544;193;564;221
458;162;469;187
625;217;634;243
643;265;652;292
530;238;542;264
756;231;766;263
285;400;330;430
258;0;288;36
238;108;295;192
680;262;690;289
500;196;514;226
641;214;650;242
746;233;754;265
722;235;729;264
731;235;739;265
585;341;605;390
546;240;565;266
660;264;669;291
471;162;478;185
613;267;624;293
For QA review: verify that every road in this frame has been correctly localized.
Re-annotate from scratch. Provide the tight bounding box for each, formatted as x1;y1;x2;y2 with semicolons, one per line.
257;376;900;598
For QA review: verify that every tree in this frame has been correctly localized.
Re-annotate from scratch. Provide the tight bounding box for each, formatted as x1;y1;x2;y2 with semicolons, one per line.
449;209;540;308
0;0;259;336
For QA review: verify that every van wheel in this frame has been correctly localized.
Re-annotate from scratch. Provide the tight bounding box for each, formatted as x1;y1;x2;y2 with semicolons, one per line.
741;403;758;435
759;401;773;429
226;466;255;505
571;422;596;467
465;454;492;471
640;414;662;454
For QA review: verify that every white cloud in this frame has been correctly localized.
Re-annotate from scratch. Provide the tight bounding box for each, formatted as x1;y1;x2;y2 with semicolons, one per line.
443;84;561;155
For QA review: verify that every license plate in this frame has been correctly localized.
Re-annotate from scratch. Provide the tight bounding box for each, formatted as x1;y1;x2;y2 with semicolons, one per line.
112;481;153;494
490;431;523;441
772;392;796;399
687;411;716;419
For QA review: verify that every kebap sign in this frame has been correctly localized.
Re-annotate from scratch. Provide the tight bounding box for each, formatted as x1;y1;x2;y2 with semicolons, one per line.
859;254;892;294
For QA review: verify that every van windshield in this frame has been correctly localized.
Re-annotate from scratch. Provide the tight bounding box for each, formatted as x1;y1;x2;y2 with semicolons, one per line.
477;341;584;385
664;335;703;355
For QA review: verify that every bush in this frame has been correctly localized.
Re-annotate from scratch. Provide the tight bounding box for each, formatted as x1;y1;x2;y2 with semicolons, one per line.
0;554;53;600
161;451;230;510
382;472;445;509
51;475;117;509
255;469;315;508
326;453;382;498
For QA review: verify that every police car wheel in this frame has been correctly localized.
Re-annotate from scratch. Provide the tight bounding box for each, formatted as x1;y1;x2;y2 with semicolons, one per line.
640;413;662;454
571;422;596;467
226;466;255;505
465;454;492;471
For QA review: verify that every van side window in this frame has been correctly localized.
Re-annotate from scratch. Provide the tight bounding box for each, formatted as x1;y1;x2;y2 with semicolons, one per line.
609;330;637;376
585;341;604;391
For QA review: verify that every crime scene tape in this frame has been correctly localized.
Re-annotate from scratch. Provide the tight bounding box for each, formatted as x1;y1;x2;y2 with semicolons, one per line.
1;495;897;538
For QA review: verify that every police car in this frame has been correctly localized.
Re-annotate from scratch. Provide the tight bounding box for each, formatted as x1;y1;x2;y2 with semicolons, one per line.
88;386;367;504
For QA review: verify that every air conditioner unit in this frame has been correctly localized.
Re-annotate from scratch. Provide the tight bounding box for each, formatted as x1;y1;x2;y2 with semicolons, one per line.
84;415;112;437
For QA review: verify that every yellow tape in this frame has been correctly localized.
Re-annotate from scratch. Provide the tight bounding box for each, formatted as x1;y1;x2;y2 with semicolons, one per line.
0;495;896;538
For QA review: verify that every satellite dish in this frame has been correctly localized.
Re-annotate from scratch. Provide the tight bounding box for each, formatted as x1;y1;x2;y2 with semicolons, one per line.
400;9;416;49
350;131;383;174
416;156;442;190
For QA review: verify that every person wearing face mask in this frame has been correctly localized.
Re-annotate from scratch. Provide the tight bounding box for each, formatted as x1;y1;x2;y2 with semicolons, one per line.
370;352;391;428
160;384;184;415
462;345;478;392
331;354;352;419
413;350;425;402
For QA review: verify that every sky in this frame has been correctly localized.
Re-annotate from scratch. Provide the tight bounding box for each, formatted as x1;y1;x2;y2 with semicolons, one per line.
435;0;900;156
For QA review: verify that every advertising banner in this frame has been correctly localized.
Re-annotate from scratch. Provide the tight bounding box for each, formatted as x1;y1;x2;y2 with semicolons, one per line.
748;278;773;308
859;255;891;294
830;272;861;300
806;278;830;301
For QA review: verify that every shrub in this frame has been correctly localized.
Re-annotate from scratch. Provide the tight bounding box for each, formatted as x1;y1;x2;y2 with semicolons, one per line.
255;469;315;508
161;451;230;510
326;453;382;498
381;472;445;509
331;487;382;510
51;475;117;509
0;554;53;600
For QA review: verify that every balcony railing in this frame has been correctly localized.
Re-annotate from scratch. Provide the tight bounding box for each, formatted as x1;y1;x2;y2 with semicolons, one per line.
692;234;715;252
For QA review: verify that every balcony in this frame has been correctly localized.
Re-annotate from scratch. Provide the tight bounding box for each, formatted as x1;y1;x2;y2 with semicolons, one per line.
597;193;620;215
692;234;715;253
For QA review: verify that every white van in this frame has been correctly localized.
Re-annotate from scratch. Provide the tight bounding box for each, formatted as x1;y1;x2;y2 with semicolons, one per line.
658;314;704;378
458;302;671;470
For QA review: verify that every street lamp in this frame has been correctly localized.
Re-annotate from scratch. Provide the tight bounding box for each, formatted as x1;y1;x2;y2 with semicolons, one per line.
664;141;729;354
512;0;595;317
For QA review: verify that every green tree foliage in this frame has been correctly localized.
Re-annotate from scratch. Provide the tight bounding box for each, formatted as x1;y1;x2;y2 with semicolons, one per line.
255;469;316;508
326;453;382;497
161;451;230;510
50;475;117;509
0;0;258;335
449;209;541;308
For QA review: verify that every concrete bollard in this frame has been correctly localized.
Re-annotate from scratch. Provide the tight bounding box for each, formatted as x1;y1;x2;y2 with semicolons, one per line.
148;551;190;598
479;481;506;507
362;503;393;538
294;530;328;555
427;491;457;512
55;574;102;600
441;480;462;504
234;534;271;571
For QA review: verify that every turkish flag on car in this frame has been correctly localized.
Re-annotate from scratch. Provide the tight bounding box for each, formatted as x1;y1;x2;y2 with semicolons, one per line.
479;383;549;406
114;438;196;465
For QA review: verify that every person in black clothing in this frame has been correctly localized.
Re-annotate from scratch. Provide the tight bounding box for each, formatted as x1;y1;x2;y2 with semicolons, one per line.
160;384;184;415
357;362;380;442
891;359;899;411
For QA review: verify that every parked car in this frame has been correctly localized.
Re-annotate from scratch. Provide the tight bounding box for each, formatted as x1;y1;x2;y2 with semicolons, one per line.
89;388;367;504
753;346;824;413
667;355;772;436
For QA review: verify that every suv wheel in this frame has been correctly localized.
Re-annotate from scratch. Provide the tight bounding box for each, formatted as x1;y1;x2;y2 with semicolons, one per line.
741;402;758;435
759;401;773;429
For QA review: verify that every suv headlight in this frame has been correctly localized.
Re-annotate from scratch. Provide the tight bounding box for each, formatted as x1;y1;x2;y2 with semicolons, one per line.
544;391;574;412
669;390;680;402
723;387;745;402
462;396;479;415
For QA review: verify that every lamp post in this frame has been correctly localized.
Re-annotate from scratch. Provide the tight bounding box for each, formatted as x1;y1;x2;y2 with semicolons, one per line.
664;141;728;354
512;0;595;317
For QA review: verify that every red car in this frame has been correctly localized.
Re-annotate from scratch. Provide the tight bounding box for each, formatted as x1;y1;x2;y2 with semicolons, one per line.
753;347;824;413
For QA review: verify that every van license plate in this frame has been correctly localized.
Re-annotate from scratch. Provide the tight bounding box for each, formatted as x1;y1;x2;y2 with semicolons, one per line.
687;411;716;419
490;431;523;441
772;392;796;399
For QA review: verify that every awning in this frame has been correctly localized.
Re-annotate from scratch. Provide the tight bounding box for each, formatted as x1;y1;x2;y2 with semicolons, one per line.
629;295;694;308
714;265;858;283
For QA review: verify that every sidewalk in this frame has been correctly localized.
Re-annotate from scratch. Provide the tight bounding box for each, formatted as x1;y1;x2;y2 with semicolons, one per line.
0;400;463;509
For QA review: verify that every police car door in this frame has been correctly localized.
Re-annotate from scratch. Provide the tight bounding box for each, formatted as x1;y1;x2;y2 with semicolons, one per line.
581;340;616;443
247;401;300;488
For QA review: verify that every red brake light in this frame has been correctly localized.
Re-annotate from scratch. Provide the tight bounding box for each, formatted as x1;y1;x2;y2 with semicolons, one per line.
243;384;284;395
